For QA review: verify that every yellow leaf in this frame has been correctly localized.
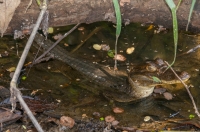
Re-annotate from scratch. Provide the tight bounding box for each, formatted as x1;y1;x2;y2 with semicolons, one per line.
6;67;16;72
146;25;154;31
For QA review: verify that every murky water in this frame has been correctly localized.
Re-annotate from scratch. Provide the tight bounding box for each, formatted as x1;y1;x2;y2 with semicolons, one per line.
1;22;200;130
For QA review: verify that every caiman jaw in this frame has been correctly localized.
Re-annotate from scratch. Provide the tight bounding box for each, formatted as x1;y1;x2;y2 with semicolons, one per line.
128;75;155;100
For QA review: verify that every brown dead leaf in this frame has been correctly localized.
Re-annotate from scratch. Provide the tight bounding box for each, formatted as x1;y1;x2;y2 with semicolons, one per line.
120;0;130;6
113;54;126;61
52;33;62;40
163;92;173;100
60;116;75;128
0;0;21;36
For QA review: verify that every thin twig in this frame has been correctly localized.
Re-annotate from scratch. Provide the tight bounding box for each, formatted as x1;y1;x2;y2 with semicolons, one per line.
24;0;32;13
114;35;119;70
10;2;48;132
178;44;200;57
164;61;200;118
26;44;42;76
34;23;80;63
70;27;101;53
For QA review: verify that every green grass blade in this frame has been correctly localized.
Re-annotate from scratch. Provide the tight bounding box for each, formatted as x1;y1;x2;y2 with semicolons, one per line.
165;0;178;67
165;0;176;9
171;8;178;67
186;0;196;31
112;0;122;70
112;0;121;37
176;0;182;10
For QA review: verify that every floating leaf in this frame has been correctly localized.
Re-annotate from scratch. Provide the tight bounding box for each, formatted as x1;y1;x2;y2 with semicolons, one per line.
189;114;195;119
21;76;27;80
100;117;104;121
152;76;161;83
101;44;110;51
107;50;115;58
6;67;16;72
114;54;126;61
126;47;135;54
93;44;102;50
146;25;154;31
48;27;54;34
22;125;27;129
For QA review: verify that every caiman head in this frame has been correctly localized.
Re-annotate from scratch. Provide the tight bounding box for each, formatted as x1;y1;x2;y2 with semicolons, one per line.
106;58;190;102
128;58;190;101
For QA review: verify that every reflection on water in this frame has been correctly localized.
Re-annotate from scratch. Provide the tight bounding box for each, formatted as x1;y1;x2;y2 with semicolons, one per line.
0;22;200;128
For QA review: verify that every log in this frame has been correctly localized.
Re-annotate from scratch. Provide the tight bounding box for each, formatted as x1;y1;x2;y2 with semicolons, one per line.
5;0;200;34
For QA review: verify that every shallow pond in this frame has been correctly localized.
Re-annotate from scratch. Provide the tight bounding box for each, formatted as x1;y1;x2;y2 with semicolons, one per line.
1;22;200;131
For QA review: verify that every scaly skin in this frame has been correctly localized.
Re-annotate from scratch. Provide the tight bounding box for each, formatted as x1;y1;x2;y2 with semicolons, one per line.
33;34;190;102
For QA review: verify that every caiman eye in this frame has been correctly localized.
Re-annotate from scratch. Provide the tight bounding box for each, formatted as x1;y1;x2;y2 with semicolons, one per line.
155;58;165;66
146;64;157;72
179;71;190;80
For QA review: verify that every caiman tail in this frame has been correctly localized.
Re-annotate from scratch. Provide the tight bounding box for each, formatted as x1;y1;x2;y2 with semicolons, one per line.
33;34;128;91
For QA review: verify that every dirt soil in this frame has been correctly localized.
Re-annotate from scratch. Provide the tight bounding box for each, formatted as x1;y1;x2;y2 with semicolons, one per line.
4;0;200;35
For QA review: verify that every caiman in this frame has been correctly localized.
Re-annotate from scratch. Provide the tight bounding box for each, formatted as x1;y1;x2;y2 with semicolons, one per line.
33;33;190;102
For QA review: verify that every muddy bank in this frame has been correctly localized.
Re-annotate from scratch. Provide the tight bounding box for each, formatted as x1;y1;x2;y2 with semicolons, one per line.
4;0;200;35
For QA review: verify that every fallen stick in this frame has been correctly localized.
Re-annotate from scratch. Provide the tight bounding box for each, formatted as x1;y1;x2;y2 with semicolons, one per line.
178;44;200;57
33;23;80;64
164;61;200;118
70;27;101;53
10;2;48;132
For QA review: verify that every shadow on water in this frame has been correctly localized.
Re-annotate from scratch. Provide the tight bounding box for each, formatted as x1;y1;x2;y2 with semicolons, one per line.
1;22;200;130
